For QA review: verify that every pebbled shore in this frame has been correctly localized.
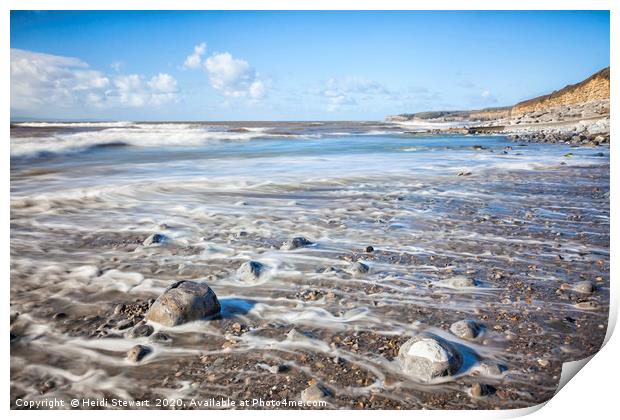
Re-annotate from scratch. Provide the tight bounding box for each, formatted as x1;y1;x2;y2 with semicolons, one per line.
11;140;610;409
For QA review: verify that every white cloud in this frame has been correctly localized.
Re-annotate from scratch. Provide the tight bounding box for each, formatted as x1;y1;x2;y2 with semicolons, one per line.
183;42;207;69
481;89;491;98
11;48;179;113
183;44;268;101
204;52;267;100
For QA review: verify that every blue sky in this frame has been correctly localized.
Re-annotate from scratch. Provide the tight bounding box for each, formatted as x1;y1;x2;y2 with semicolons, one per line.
10;10;610;121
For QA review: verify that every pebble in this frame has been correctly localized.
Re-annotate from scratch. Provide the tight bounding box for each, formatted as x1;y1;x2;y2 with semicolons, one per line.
280;236;313;251
268;364;289;374
237;261;265;283
449;320;483;340
116;319;134;330
127;345;150;362
364;245;374;253
573;281;595;295
143;233;167;247
347;261;369;277
471;382;493;397
471;383;483;397
128;323;154;338
301;384;328;402
151;332;170;342
437;275;476;288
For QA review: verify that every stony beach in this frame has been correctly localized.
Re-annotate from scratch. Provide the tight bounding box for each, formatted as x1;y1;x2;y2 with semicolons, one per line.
10;121;610;409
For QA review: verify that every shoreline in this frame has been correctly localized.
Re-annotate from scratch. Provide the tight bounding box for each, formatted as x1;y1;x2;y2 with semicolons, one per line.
390;100;610;147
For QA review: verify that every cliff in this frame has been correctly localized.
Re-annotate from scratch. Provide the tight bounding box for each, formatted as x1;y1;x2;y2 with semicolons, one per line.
389;67;610;123
387;67;610;145
511;67;609;115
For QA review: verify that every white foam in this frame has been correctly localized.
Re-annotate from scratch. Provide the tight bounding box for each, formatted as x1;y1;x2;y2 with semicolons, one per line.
11;125;292;158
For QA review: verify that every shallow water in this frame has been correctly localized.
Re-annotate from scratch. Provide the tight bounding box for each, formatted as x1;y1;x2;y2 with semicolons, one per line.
10;121;610;409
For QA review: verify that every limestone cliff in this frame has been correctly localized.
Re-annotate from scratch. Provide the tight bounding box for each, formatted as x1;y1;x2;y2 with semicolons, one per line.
511;67;609;116
389;67;610;123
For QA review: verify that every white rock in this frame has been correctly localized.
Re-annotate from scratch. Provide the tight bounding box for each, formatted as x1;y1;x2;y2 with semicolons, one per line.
398;335;462;382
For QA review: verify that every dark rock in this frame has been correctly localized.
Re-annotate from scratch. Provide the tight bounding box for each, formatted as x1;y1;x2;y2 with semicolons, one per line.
128;323;154;338
364;245;374;253
150;332;170;342
143;233;167;247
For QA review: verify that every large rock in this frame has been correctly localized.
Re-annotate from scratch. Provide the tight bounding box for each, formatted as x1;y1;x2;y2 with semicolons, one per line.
237;261;265;283
146;281;221;327
397;335;462;382
280;236;313;251
449;320;483;340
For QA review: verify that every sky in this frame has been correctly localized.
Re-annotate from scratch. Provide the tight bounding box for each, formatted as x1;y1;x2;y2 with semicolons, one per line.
10;10;610;121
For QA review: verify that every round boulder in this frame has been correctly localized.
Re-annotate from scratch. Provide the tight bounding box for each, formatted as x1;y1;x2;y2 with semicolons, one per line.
146;281;221;327
450;320;483;340
397;334;462;382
